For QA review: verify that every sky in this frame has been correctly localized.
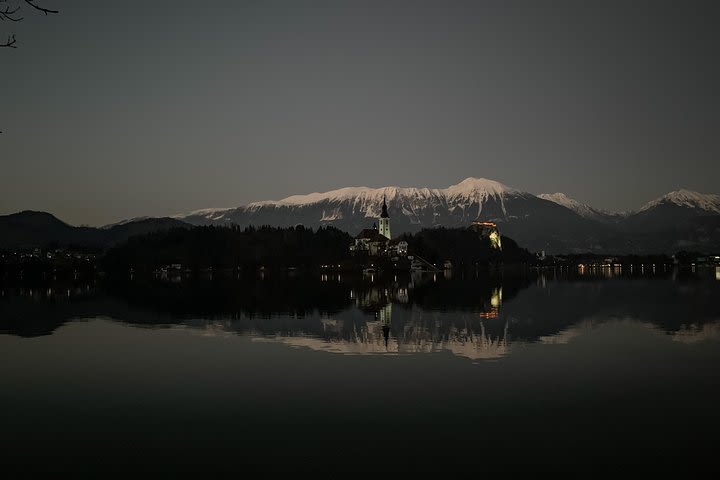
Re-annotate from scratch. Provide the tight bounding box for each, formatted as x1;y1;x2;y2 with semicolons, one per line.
1;0;719;226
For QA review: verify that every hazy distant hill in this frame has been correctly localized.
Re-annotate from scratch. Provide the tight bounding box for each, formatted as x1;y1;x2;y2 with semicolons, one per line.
0;211;190;250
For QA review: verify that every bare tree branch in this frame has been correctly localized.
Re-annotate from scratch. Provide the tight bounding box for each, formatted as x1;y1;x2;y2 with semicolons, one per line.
0;1;58;48
0;33;17;47
0;4;23;22
1;1;58;132
23;0;57;16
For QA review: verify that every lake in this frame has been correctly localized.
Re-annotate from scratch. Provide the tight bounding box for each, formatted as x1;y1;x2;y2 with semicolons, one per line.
2;266;720;474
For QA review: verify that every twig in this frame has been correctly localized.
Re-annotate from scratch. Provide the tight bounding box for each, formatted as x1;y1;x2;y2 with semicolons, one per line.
24;0;58;15
0;4;23;21
0;33;16;47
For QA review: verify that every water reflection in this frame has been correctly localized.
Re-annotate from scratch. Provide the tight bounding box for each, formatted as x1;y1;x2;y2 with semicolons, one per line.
671;322;720;343
2;268;720;360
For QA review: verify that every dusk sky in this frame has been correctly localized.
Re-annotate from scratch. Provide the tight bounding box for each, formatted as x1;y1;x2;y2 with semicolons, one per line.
2;0;719;226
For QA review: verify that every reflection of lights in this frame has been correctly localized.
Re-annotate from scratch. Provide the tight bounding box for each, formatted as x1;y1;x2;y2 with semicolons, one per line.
490;287;502;308
716;267;720;281
479;308;499;319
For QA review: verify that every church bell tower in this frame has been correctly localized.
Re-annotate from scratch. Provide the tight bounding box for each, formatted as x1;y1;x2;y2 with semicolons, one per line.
379;195;391;240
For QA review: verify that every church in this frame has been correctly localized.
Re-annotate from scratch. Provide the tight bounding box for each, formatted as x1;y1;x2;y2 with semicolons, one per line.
349;196;408;257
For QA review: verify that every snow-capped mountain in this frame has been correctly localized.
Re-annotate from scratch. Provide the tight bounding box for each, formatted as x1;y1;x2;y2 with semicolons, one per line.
537;193;623;223
5;180;719;254
173;178;600;252
621;189;720;239
167;178;720;253
175;178;561;228
639;189;720;215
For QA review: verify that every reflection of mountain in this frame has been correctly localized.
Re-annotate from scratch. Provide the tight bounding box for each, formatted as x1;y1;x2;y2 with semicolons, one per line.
671;323;720;344
538;322;590;345
2;273;720;361
261;316;510;360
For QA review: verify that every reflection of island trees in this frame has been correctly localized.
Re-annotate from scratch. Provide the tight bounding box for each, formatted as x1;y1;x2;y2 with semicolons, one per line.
2;274;720;356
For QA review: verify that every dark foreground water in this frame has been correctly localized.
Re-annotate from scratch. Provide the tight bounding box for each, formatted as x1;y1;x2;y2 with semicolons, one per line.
2;267;720;474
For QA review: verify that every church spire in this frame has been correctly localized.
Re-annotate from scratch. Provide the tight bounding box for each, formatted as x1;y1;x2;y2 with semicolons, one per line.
379;194;391;239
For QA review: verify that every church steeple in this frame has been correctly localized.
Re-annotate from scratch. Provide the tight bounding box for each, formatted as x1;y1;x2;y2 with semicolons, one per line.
379;194;391;239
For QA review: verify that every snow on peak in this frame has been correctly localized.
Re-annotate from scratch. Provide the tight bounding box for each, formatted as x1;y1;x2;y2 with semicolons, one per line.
255;186;376;207
445;177;515;197
174;177;521;221
538;192;575;205
247;178;517;208
639;189;720;213
538;192;599;218
536;193;631;221
173;207;234;221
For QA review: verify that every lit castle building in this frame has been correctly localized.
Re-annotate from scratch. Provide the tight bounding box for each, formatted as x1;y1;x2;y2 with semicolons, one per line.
470;221;502;251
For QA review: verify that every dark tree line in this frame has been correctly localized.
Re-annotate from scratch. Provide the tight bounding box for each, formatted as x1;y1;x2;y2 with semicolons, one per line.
102;225;355;274
399;227;533;266
101;224;535;275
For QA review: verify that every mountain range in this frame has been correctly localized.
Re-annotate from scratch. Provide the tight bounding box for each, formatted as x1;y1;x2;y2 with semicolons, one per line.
170;178;719;254
1;177;719;254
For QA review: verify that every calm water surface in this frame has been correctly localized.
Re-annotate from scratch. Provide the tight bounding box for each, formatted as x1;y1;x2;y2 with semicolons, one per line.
2;267;719;474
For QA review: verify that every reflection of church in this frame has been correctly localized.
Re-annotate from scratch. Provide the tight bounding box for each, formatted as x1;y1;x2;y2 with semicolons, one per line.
343;282;506;356
349;196;408;257
376;303;392;348
246;278;511;359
